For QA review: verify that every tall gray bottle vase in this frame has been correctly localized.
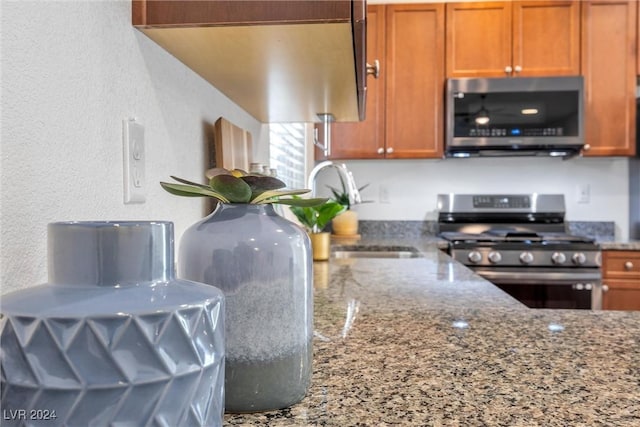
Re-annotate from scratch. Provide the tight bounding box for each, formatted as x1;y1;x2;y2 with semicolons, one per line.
179;203;313;413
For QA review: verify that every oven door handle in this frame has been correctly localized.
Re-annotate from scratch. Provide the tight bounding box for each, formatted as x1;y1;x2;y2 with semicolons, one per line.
476;269;601;285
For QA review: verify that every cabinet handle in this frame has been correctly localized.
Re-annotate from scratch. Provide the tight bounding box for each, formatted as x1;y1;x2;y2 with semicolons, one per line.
583;144;591;152
377;147;384;154
366;59;380;79
625;261;634;271
514;65;522;74
602;284;609;292
386;147;394;154
504;65;513;74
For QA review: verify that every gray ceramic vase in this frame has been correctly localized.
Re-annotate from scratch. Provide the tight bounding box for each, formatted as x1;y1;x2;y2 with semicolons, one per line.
0;221;225;427
179;203;313;413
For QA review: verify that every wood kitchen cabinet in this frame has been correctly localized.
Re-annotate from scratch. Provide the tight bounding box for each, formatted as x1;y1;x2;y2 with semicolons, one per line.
445;1;581;78
316;3;445;160
602;250;640;310
133;0;366;123
315;5;384;160
581;0;637;157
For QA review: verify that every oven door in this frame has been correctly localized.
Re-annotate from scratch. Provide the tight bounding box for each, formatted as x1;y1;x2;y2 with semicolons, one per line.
473;267;602;310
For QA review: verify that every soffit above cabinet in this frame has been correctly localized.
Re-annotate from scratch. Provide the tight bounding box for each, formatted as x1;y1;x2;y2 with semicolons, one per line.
133;0;366;123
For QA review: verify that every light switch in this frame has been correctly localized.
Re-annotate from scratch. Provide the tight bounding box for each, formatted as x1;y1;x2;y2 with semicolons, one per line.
123;119;146;204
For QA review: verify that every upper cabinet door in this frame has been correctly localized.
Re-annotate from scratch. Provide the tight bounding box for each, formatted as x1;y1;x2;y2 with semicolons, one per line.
385;3;445;158
316;5;386;160
446;1;580;78
581;0;637;157
512;1;581;76
446;2;512;77
317;3;445;160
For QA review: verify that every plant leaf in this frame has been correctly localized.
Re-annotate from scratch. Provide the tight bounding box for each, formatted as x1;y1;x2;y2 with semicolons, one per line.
230;169;248;177
205;168;232;179
209;174;252;203
290;204;317;231
251;188;310;204
241;175;286;197
316;202;345;230
288;198;344;232
169;176;211;190
273;197;328;207
160;182;230;202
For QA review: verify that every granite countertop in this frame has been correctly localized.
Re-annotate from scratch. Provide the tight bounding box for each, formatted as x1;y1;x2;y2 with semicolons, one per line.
599;240;640;251
225;238;640;426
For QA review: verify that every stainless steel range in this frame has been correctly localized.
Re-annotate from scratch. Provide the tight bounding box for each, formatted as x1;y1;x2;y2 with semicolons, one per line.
437;194;602;309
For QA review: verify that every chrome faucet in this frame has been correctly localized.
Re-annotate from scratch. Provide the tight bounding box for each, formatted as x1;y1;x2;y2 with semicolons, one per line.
307;161;362;205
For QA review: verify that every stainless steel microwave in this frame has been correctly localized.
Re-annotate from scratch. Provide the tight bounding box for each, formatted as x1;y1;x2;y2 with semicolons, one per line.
445;76;584;159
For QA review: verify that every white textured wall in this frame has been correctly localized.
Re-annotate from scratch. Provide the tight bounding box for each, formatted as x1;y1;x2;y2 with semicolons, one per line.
315;157;631;239
1;1;267;294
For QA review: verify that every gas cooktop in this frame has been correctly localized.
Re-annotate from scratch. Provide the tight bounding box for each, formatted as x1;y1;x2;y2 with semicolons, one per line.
440;231;596;245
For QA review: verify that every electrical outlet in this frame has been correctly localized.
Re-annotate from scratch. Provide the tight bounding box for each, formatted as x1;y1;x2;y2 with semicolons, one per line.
577;184;590;204
379;185;390;204
123;119;146;204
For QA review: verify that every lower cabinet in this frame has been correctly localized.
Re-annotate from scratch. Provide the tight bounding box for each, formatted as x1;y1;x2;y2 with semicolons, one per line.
602;250;640;310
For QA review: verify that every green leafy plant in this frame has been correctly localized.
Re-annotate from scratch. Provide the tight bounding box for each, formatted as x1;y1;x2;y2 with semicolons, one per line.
289;198;345;233
326;174;370;210
161;168;326;207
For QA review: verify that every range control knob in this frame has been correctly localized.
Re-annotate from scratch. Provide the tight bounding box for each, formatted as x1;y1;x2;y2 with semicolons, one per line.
572;252;587;265
551;252;567;265
468;251;482;264
488;251;502;264
519;252;534;265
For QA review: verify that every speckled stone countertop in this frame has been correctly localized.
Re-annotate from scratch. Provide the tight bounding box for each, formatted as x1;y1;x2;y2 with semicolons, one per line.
225;238;640;426
600;240;640;251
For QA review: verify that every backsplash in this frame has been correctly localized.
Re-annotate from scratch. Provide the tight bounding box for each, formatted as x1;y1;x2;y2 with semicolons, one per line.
568;221;615;242
358;220;616;242
358;220;438;238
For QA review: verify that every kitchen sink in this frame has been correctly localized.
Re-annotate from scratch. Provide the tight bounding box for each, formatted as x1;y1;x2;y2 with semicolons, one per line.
331;245;423;259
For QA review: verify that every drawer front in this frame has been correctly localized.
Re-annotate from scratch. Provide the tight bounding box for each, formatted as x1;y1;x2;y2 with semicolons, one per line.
602;251;640;279
602;279;640;310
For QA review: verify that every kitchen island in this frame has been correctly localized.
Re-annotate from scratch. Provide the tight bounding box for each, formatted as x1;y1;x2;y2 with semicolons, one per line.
225;239;640;426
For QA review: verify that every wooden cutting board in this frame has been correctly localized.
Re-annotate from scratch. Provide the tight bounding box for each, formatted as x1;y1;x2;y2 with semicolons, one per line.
214;117;252;172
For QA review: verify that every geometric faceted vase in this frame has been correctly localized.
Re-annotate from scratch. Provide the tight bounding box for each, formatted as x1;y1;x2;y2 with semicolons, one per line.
0;221;225;427
179;204;313;413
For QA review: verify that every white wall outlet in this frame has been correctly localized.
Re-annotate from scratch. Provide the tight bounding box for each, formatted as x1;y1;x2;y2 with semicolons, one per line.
379;184;390;204
577;183;590;204
123;119;146;204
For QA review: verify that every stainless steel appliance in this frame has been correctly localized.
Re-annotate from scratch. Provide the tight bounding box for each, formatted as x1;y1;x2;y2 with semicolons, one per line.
445;76;584;158
438;194;602;309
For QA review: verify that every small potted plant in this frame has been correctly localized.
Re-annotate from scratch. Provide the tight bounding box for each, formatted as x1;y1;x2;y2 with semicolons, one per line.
327;176;370;237
289;198;345;261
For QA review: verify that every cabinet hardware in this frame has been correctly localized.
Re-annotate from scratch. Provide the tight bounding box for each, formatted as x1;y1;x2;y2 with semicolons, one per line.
377;147;384;154
514;65;522;74
504;65;513;74
625;261;634;271
386;147;394;154
314;113;335;157
602;284;609;292
366;59;380;79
